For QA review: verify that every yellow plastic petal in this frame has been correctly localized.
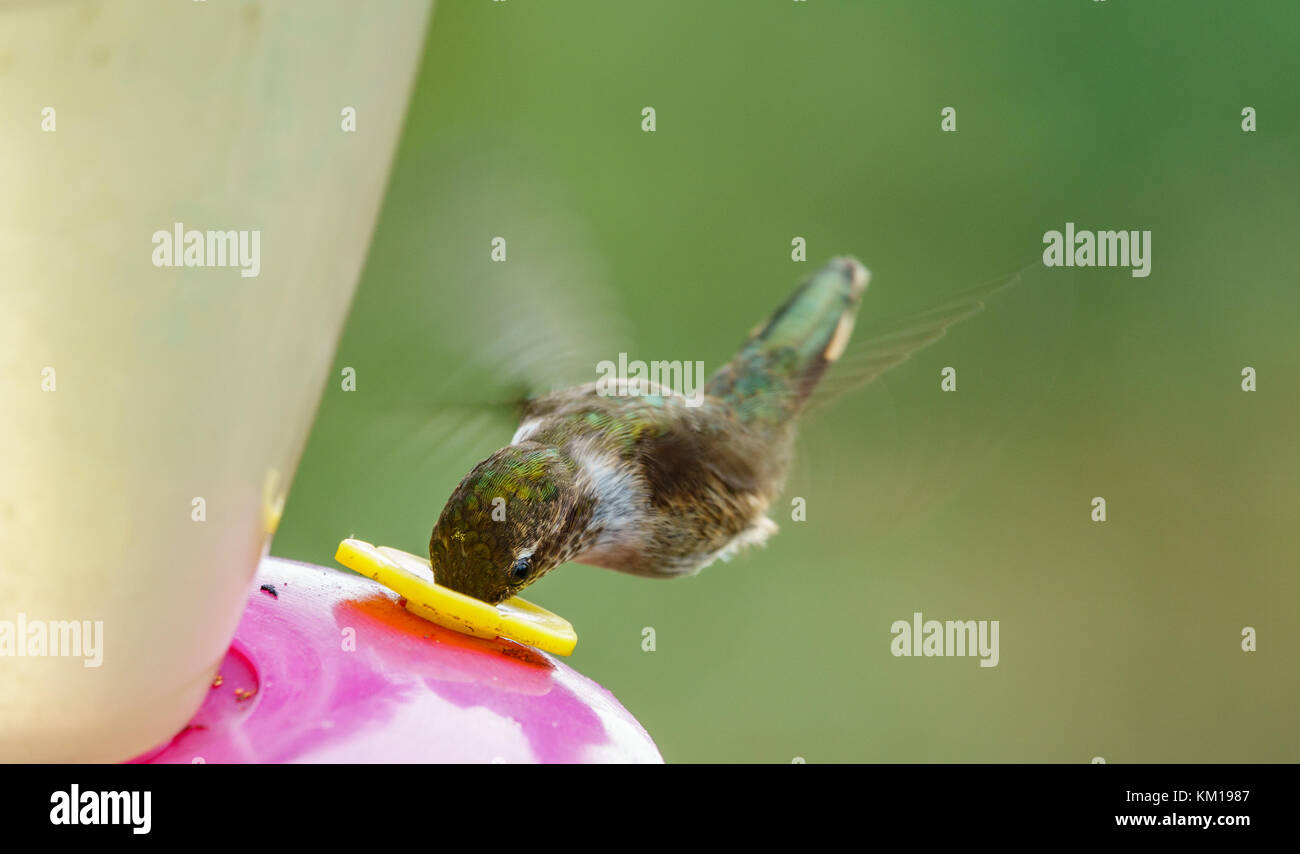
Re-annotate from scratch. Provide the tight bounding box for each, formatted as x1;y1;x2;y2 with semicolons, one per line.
334;538;577;656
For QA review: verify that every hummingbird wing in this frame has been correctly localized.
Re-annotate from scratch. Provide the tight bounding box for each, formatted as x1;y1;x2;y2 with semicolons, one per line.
365;257;632;483
282;158;634;561
786;259;1082;538
342;146;634;470
802;260;1035;413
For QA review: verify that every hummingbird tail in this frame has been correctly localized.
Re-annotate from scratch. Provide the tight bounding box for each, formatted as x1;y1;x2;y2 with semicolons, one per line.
705;257;869;425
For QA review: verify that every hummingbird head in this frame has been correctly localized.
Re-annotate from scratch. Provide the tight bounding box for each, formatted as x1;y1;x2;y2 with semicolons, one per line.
429;443;590;604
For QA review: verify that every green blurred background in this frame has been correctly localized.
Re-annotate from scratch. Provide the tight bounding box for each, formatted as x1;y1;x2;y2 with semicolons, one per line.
275;0;1300;762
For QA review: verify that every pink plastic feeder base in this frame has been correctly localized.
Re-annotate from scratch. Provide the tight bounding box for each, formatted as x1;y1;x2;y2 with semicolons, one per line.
129;557;662;763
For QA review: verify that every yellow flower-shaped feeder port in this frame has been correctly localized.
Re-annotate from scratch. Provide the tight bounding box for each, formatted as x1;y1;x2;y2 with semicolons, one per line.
334;538;577;656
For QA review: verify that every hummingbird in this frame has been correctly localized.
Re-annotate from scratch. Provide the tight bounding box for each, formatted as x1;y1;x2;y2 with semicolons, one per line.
426;254;1027;604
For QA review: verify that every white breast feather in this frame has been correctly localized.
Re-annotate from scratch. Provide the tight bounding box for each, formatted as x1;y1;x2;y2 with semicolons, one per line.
571;441;648;563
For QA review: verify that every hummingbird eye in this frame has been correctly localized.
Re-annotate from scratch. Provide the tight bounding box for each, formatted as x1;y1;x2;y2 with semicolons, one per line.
510;555;532;580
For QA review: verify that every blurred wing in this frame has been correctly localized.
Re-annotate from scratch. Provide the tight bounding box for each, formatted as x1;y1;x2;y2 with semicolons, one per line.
377;262;629;456
332;153;633;482
805;261;1035;413
277;244;630;566
785;258;1081;545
